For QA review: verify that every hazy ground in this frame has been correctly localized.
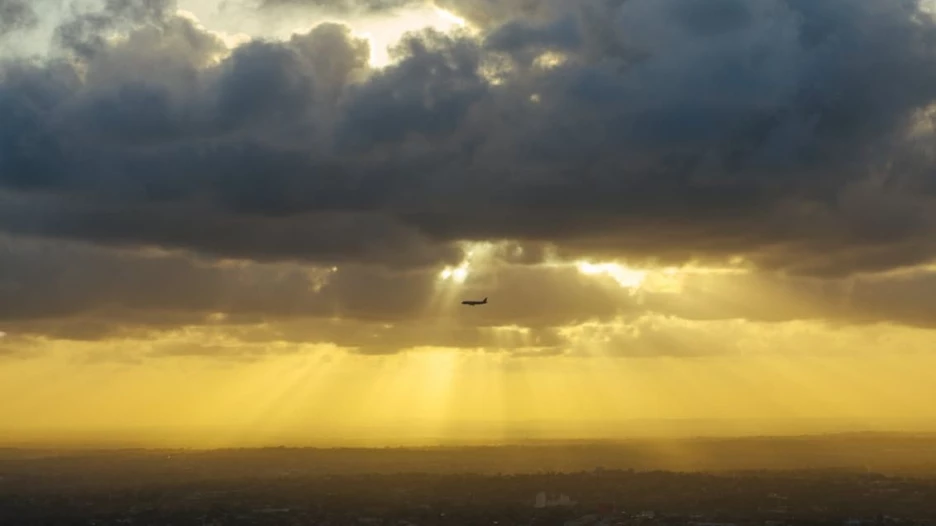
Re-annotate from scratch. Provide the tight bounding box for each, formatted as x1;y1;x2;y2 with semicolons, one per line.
3;433;936;479
4;434;936;525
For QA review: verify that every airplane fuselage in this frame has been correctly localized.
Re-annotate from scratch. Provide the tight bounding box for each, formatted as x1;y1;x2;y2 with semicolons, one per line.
461;297;488;306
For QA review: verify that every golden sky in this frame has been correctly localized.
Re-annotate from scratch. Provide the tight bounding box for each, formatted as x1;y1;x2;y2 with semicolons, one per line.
2;0;936;447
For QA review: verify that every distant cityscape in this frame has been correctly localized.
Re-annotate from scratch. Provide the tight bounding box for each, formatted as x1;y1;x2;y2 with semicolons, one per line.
2;435;936;525
2;466;935;525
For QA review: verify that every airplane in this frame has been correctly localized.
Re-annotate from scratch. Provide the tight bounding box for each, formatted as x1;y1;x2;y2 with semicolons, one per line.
461;297;488;306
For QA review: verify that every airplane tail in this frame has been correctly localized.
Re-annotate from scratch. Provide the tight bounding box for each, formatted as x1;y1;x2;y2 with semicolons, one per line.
483;297;488;303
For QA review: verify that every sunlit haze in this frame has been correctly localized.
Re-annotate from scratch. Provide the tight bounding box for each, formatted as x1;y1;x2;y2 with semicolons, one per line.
2;0;936;449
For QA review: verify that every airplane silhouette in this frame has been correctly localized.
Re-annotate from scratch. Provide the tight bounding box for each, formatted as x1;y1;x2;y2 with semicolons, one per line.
461;297;488;306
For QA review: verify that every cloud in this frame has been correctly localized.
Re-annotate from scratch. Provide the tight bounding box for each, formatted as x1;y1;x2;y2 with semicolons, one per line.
0;0;38;38
255;0;419;14
252;0;558;26
3;0;936;358
0;234;637;341
2;0;936;277
4;232;936;359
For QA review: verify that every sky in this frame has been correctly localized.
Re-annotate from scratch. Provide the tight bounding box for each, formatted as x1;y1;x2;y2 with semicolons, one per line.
3;0;936;448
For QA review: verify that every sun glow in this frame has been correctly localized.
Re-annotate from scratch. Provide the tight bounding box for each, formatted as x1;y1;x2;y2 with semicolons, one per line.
534;51;569;70
176;9;251;52
8;328;936;448
433;7;468;27
440;263;470;283
176;1;475;69
576;261;648;290
568;258;753;294
342;5;472;68
438;241;501;285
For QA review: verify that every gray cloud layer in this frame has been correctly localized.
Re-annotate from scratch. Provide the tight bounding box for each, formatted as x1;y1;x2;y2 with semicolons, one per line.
0;0;38;37
2;234;936;357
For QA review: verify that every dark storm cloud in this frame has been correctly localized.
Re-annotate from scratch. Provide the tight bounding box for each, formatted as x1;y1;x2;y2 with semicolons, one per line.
0;0;38;37
4;0;936;277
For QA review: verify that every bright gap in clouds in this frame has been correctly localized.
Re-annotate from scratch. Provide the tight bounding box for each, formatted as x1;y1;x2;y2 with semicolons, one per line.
439;264;469;283
171;1;469;68
923;0;936;16
348;6;469;67
437;242;496;284
576;262;648;290
434;241;750;294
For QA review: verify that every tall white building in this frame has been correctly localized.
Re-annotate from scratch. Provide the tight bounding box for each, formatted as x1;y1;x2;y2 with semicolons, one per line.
534;491;577;508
